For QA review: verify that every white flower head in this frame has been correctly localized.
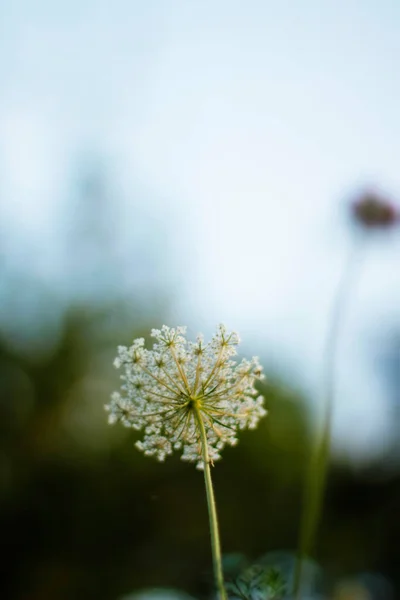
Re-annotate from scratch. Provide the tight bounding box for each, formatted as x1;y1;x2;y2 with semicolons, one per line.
105;325;266;469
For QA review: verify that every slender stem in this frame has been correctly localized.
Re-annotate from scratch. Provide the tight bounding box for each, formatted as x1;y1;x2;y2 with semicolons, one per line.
194;405;227;600
293;237;365;598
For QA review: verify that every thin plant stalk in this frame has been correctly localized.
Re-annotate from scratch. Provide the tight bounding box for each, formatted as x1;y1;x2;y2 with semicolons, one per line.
194;404;227;600
293;236;365;598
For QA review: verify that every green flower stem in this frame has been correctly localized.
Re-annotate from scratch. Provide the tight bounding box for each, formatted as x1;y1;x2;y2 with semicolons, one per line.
293;238;365;599
194;405;227;600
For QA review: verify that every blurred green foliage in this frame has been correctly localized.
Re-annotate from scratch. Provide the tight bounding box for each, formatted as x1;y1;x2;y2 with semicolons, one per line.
1;300;399;599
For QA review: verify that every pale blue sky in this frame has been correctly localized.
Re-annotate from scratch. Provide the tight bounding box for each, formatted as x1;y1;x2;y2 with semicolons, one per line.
1;1;400;462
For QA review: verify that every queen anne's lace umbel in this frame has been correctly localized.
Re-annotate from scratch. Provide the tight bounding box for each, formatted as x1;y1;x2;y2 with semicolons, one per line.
105;325;266;468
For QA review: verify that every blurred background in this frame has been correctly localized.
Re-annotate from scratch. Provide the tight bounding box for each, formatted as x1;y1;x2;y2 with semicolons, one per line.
1;1;400;598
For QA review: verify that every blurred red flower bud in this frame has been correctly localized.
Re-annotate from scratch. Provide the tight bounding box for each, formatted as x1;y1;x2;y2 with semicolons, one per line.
351;191;399;229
